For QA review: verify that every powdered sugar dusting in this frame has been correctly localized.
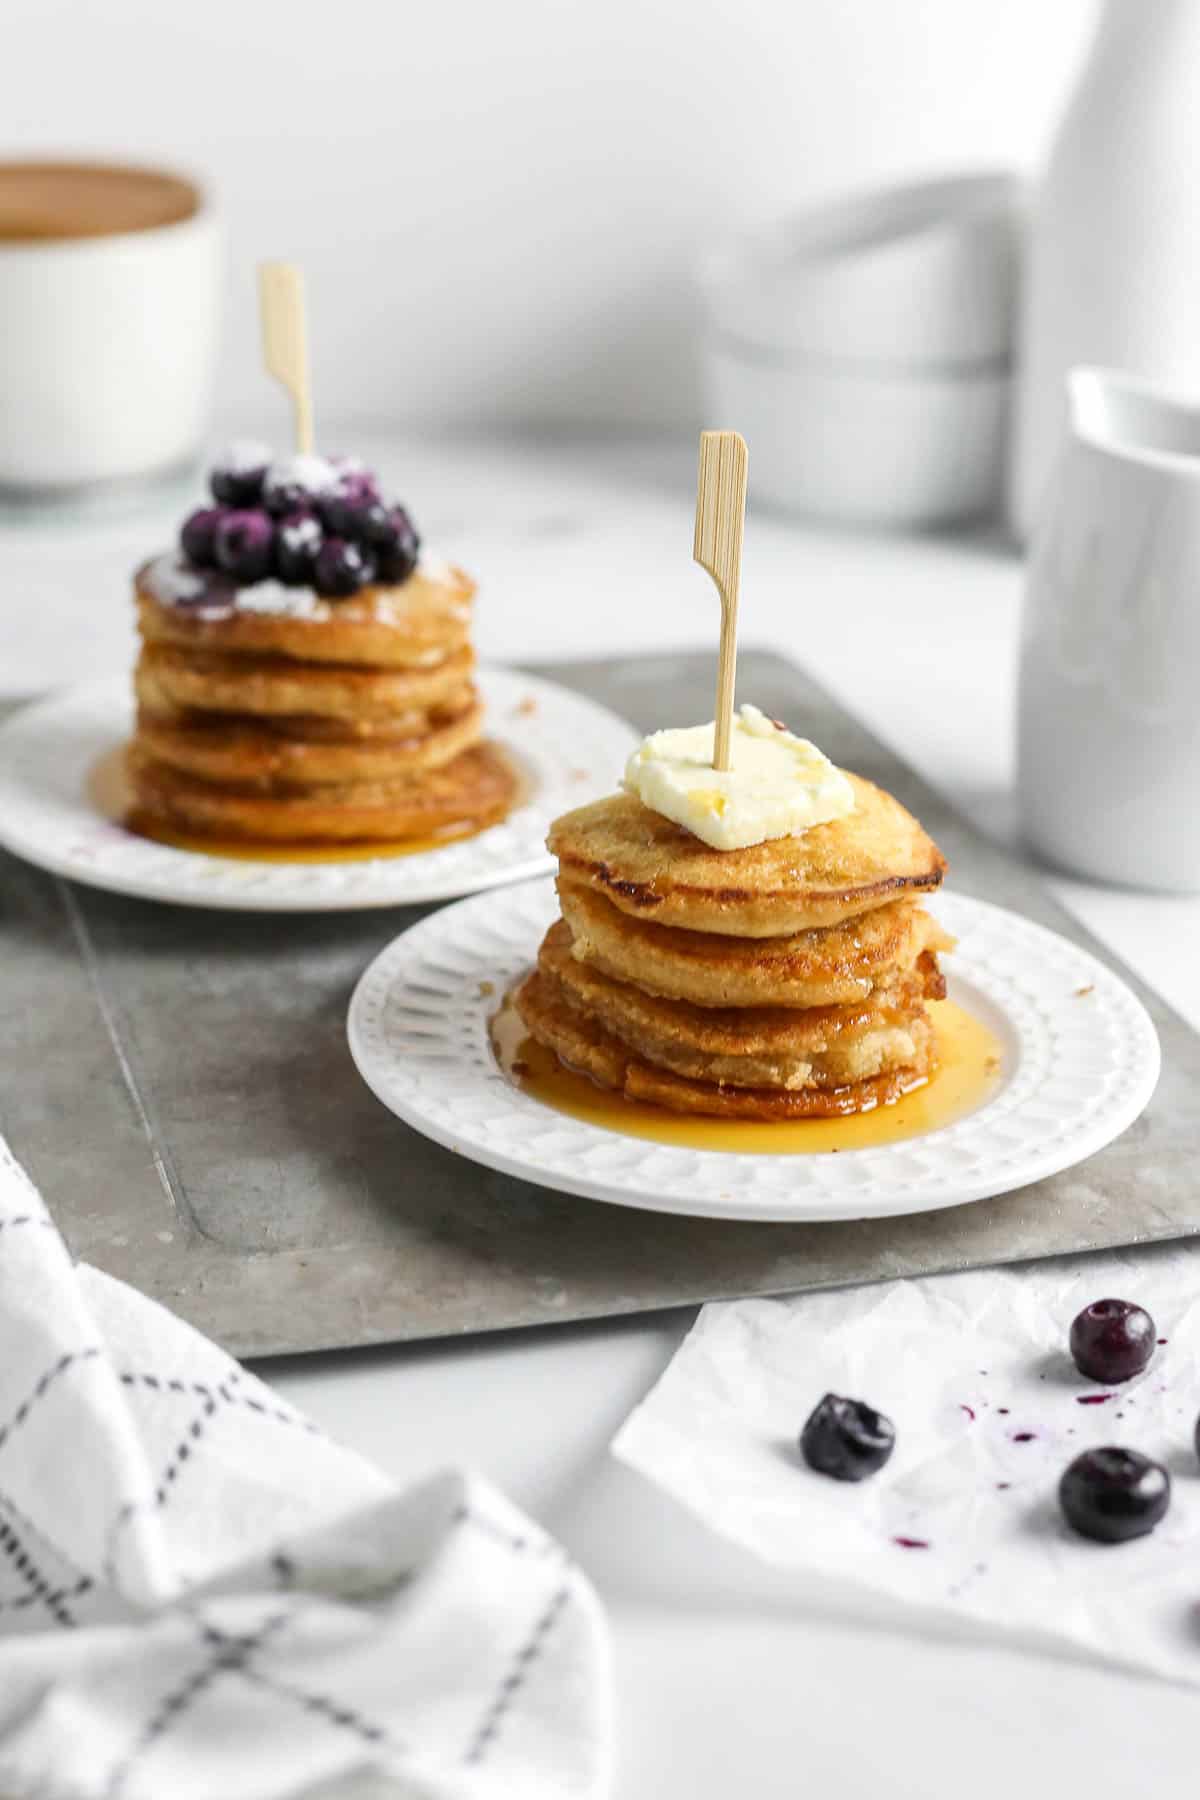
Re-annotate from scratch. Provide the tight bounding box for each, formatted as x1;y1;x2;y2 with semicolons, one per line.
234;581;322;618
142;552;322;620
219;439;271;473
418;552;455;584
144;553;213;604
280;514;321;549
142;540;455;623
265;452;338;496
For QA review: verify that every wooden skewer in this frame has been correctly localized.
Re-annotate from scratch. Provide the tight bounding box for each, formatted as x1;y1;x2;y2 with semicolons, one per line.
258;261;315;453
693;429;748;771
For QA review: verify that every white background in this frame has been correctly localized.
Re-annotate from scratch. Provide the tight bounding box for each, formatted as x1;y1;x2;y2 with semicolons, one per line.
4;0;1095;424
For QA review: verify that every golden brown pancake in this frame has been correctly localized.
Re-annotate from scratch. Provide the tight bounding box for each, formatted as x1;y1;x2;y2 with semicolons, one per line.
127;740;517;843
548;778;945;936
135;642;475;723
515;966;935;1120
537;920;937;1091
133;693;483;790
135;688;479;744
135;560;474;669
558;878;952;1008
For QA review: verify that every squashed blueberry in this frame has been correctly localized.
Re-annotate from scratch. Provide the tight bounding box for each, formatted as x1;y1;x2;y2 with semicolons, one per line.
800;1394;895;1482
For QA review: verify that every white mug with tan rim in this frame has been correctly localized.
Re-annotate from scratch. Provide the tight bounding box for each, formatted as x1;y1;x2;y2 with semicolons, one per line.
0;160;221;495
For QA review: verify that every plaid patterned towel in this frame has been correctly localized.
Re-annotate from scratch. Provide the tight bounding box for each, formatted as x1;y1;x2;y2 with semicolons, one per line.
0;1137;610;1800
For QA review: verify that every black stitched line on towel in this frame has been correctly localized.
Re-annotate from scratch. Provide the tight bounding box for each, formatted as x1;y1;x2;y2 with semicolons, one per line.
117;1369;322;1436
271;1551;297;1589
198;1616;398;1750
102;1374;241;1585
0;1572;92;1620
0;1482;95;1593
232;1663;394;1748
102;1611;291;1800
0;1518;90;1628
0;1215;59;1236
0;1347;102;1456
464;1581;572;1766
453;1500;556;1558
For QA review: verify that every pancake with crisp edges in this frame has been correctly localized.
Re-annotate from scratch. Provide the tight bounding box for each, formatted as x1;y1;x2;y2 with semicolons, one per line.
136;687;478;744
127;739;516;842
134;692;483;790
537;919;938;1091
515;965;935;1121
135;641;475;724
135;559;474;670
558;878;952;1009
548;777;945;936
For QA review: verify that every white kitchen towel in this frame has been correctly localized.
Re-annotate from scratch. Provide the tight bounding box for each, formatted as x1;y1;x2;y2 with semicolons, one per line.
0;1137;610;1800
614;1243;1200;1685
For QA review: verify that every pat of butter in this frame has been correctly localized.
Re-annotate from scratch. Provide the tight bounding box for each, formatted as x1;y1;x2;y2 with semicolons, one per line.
622;704;855;850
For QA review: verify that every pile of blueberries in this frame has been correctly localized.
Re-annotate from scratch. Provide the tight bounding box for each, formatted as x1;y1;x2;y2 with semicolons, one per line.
179;443;420;599
800;1296;1190;1545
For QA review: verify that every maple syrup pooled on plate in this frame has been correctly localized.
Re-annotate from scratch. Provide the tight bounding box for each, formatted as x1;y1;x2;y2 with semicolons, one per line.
490;986;1003;1155
88;743;522;864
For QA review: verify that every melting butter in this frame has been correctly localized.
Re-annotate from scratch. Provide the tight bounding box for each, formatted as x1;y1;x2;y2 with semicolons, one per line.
622;704;854;850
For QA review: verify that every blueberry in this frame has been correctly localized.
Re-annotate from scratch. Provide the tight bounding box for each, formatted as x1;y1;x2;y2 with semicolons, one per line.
318;473;384;537
274;507;323;585
179;506;222;567
213;508;275;584
1059;1447;1170;1544
1069;1298;1156;1384
318;489;368;538
209;440;271;506
262;453;338;517
313;536;374;598
799;1393;895;1482
374;506;420;582
329;453;379;489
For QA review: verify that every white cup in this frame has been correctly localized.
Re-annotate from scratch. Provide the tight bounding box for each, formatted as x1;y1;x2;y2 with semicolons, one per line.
1018;368;1200;892
0;160;221;496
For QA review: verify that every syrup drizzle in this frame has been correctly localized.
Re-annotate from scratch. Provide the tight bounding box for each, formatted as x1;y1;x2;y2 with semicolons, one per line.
491;989;1004;1156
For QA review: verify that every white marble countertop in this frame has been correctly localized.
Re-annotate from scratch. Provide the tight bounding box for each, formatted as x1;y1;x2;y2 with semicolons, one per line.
5;430;1198;1797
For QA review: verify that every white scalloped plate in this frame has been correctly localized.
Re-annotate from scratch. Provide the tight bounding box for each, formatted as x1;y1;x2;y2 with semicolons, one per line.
0;670;637;912
347;879;1161;1223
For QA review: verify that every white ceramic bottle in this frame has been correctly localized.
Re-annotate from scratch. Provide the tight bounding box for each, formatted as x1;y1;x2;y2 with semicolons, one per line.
1009;0;1200;541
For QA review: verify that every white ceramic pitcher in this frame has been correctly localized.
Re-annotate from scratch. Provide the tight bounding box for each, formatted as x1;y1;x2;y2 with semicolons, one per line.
1017;367;1200;892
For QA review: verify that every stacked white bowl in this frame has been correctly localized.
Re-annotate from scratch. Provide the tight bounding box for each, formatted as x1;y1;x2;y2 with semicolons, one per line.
698;173;1021;527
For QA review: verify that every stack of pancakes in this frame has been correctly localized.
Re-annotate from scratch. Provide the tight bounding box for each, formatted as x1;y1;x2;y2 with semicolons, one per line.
127;561;516;842
516;775;952;1119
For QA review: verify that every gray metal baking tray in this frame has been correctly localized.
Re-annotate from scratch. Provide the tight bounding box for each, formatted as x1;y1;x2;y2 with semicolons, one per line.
2;650;1197;1357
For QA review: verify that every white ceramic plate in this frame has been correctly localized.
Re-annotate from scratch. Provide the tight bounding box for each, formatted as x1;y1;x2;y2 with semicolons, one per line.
0;669;637;912
347;878;1161;1223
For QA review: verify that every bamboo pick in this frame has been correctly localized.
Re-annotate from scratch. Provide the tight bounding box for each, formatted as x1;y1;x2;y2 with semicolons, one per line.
258;261;315;453
693;429;748;771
